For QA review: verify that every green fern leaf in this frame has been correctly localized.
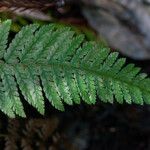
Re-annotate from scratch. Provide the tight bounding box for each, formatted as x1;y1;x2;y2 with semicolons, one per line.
0;20;11;58
0;20;150;117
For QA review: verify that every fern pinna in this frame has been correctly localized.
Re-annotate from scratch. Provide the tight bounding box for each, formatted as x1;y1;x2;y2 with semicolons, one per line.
0;20;150;117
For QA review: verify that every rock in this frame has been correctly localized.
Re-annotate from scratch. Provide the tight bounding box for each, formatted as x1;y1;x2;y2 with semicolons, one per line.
82;0;150;59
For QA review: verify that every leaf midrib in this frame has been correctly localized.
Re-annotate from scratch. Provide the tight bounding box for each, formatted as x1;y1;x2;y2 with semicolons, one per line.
5;61;150;95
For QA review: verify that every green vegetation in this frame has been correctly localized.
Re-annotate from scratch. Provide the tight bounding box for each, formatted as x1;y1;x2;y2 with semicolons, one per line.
0;20;150;117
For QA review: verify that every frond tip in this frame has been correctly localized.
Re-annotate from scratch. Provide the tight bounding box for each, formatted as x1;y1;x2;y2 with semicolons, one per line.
0;20;150;117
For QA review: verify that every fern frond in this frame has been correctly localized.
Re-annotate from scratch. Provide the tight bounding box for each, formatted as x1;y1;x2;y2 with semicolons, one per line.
0;20;150;117
0;20;11;58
